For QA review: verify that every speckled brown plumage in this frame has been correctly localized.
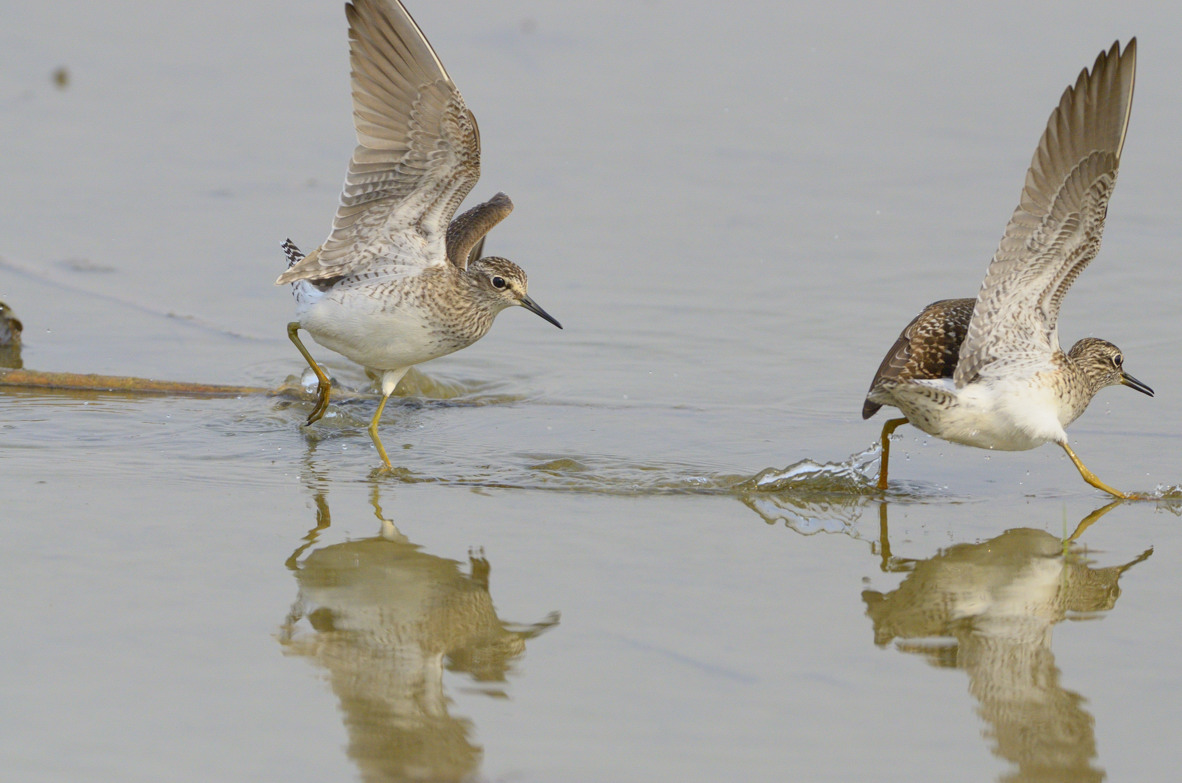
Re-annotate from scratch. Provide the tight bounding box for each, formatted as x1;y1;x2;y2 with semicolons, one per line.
860;40;1152;498
862;298;974;420
276;0;561;470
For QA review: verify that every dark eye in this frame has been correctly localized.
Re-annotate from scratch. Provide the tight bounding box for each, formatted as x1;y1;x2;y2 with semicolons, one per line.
1113;353;1123;367
491;276;507;289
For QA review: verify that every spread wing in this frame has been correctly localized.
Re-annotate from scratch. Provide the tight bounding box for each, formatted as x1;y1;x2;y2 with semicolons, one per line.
445;192;513;268
954;40;1136;386
277;0;480;285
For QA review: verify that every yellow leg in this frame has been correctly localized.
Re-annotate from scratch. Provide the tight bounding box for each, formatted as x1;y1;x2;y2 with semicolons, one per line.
368;392;394;471
876;501;892;570
1065;500;1122;543
1059;442;1130;500
877;417;909;490
287;322;331;425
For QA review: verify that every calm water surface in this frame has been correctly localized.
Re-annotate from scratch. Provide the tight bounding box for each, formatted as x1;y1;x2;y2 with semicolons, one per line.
4;1;1182;780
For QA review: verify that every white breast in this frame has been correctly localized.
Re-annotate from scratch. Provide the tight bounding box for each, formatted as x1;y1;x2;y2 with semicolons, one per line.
298;285;462;371
908;377;1069;452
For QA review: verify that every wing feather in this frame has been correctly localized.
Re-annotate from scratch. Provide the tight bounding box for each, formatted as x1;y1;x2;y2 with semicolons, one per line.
954;40;1135;386
277;0;480;285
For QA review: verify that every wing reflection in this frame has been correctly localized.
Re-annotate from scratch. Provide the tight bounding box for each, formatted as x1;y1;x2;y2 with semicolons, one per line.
279;485;558;782
864;503;1150;782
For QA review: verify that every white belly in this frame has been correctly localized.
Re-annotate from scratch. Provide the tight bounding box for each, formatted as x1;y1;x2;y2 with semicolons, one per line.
296;284;466;371
902;377;1069;452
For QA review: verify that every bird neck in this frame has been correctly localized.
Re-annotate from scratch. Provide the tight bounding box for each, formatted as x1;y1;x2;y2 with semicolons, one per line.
427;268;497;341
1058;351;1103;424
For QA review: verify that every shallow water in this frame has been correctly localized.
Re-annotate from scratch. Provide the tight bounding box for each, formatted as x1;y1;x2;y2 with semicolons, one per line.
5;1;1182;780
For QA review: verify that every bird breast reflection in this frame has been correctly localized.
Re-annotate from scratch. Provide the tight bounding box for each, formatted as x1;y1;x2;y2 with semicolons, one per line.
279;494;558;781
864;518;1150;782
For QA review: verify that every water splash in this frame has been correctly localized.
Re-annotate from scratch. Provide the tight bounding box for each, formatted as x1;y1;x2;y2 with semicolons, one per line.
738;444;880;494
358;445;893;501
1142;485;1182;513
303;438;901;506
724;445;883;533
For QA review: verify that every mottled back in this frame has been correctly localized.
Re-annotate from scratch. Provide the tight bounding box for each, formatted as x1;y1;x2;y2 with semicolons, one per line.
862;298;974;419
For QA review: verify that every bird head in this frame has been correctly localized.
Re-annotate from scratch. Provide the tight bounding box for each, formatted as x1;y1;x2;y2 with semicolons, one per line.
1068;337;1153;397
469;257;562;329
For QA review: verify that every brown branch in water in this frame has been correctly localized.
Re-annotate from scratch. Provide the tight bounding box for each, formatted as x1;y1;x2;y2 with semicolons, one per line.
0;368;275;398
0;302;354;401
0;367;391;404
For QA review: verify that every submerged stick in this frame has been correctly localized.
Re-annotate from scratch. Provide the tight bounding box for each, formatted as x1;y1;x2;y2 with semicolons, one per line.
0;368;273;398
0;366;391;404
0;301;383;402
0;303;478;404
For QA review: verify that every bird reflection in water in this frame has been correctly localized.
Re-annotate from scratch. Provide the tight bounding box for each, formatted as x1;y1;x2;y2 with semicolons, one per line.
864;502;1151;783
279;485;559;782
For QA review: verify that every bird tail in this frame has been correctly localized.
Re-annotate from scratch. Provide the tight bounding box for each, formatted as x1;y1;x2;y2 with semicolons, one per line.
281;238;304;269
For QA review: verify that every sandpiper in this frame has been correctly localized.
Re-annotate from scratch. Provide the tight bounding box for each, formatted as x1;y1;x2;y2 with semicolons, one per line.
862;40;1152;498
277;0;562;470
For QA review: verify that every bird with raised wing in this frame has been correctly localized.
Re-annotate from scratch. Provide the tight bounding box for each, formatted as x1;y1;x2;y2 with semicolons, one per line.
277;0;562;470
863;40;1152;498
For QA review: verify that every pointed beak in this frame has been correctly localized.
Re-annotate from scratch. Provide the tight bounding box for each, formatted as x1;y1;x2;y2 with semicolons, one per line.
519;294;562;329
1121;371;1154;397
